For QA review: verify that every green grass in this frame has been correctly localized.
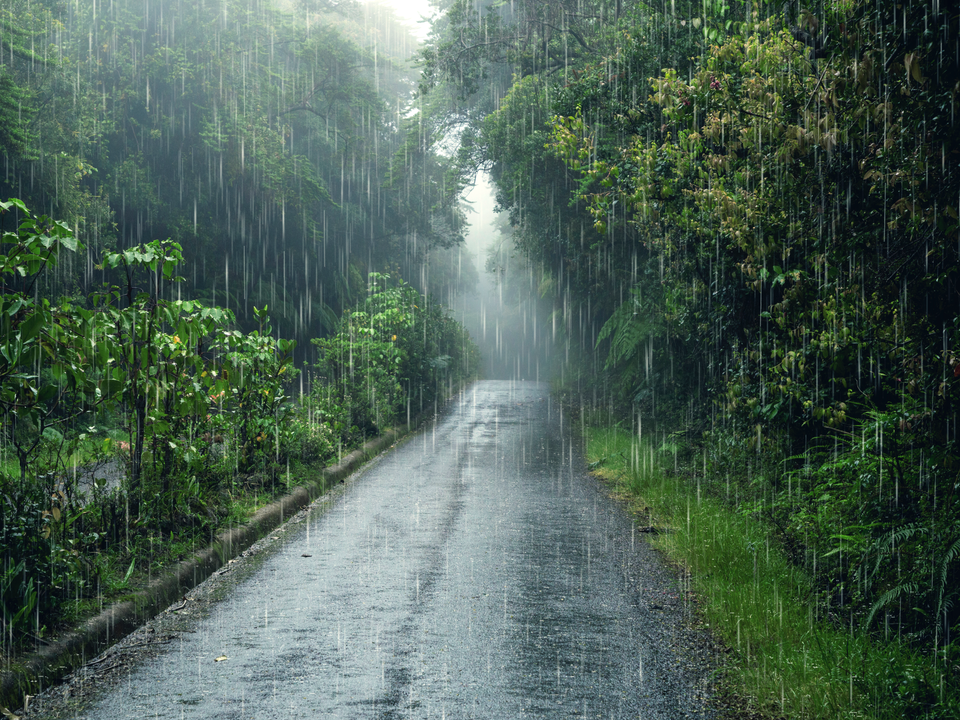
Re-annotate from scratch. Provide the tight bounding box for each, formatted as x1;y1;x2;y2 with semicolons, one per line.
586;426;954;720
49;457;335;625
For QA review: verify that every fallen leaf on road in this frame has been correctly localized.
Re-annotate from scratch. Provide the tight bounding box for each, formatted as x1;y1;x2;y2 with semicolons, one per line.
214;655;228;662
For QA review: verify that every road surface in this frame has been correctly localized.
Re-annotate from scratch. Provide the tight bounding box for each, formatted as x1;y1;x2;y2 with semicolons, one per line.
40;380;716;718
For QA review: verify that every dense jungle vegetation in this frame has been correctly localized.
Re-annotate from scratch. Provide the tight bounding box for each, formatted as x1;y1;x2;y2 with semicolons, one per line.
0;0;478;666
418;0;960;716
3;0;960;715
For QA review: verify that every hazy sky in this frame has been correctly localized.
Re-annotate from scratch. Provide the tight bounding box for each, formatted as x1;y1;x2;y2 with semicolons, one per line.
375;0;436;39
367;0;501;256
462;174;498;260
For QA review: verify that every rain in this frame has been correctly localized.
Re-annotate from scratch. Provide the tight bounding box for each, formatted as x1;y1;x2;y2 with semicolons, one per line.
0;0;958;718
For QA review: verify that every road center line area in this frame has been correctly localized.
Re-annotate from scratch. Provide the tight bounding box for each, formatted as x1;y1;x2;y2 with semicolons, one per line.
34;380;717;719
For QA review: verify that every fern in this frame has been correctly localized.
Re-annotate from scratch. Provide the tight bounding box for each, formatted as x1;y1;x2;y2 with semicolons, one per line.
936;535;960;594
864;523;960;645
868;522;929;580
934;534;960;645
596;287;659;370
865;582;921;631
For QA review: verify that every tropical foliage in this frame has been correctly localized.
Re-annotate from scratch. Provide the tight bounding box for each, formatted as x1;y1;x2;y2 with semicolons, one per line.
0;199;477;651
314;271;480;439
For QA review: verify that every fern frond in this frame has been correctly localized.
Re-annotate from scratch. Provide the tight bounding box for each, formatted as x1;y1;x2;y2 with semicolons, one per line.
934;534;960;636
865;582;921;630
596;287;658;370
867;522;929;581
937;534;960;590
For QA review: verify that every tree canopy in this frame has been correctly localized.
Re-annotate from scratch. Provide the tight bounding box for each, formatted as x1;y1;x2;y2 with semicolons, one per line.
0;0;473;351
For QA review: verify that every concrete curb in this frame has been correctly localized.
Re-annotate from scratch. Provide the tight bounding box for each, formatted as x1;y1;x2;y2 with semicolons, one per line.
0;426;409;711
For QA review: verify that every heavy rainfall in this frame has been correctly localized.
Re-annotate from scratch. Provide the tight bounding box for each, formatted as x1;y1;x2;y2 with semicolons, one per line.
0;0;957;718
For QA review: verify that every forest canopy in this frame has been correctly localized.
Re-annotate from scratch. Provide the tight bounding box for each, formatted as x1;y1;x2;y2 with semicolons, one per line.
0;0;471;348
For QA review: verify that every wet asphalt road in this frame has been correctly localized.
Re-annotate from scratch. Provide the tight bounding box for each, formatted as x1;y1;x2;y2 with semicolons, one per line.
71;380;715;718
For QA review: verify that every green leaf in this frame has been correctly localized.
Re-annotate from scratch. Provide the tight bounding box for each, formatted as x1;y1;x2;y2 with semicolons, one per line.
37;383;58;404
5;297;24;316
18;311;45;343
0;199;28;214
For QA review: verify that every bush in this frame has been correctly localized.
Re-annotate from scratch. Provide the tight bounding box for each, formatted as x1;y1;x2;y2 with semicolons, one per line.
312;272;479;444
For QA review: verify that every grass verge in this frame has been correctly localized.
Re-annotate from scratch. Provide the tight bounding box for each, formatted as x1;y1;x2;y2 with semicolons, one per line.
585;425;953;720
